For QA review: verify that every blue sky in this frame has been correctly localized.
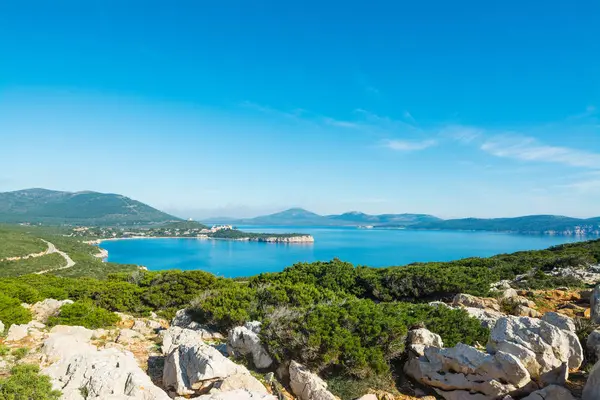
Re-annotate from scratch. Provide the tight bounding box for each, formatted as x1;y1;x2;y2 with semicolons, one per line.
1;0;599;218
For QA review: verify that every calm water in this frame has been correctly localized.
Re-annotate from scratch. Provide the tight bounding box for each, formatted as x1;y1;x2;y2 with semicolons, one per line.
100;226;588;278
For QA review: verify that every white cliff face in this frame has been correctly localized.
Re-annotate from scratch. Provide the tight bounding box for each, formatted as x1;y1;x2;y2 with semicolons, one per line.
486;316;583;378
227;322;273;369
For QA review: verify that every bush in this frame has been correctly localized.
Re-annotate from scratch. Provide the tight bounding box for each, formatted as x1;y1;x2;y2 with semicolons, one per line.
0;364;61;400
0;293;32;330
190;283;258;331
47;300;119;329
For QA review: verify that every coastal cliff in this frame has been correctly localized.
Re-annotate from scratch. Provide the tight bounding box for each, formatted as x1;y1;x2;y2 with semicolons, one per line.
249;235;314;243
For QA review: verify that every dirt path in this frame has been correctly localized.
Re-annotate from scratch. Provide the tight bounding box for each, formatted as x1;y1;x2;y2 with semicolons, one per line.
0;239;53;262
34;239;76;274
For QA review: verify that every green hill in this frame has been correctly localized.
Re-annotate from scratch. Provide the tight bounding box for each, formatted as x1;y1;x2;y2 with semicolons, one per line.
0;188;179;226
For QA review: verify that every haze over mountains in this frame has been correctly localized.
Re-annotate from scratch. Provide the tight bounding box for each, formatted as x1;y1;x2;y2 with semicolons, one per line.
1;188;599;235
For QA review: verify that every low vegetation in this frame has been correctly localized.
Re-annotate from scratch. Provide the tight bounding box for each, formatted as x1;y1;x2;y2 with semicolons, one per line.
0;364;61;399
0;228;46;259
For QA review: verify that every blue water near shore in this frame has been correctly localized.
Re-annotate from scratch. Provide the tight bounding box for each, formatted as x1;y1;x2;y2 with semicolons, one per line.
100;226;588;278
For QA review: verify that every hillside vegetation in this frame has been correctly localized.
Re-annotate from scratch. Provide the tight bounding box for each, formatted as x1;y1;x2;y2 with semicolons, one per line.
1;225;599;397
0;188;178;225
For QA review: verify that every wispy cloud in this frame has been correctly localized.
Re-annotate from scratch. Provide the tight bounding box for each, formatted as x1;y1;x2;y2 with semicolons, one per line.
384;139;437;151
480;135;600;169
322;117;360;129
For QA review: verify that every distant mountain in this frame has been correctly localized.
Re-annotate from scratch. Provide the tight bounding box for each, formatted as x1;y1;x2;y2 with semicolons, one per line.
219;208;441;227
412;215;600;234
204;208;600;235
235;208;330;226
0;188;179;226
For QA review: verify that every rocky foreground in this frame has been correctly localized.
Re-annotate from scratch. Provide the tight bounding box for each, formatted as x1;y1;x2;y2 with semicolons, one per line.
4;280;600;399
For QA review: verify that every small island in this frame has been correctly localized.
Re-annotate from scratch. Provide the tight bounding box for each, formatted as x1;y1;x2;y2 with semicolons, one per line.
72;220;314;244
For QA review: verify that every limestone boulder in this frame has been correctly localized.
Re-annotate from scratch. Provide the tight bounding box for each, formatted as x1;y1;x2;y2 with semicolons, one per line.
541;312;576;333
227;324;273;369
163;342;259;396
404;343;530;400
161;326;205;355
42;327;169;400
115;328;143;344
407;328;443;356
464;307;505;329
583;360;600;400
30;298;73;323
42;325;97;362
487;316;583;378
0;320;3;334
5;320;46;342
216;372;269;393
514;305;541;318
289;361;338;400
453;293;501;312
521;385;576;400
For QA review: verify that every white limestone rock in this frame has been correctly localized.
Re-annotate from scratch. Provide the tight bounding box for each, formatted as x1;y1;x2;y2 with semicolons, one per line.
521;385;575;400
161;326;205;355
464;307;505;329
227;324;273;369
216;372;269;394
170;309;224;340
5;324;29;341
42;327;169;400
487;316;583;378
407;328;443;356
30;298;73;323
115;328;143;344
0;320;4;334
541;312;576;333
162;342;254;396
453;293;501;312
289;361;338;400
404;343;530;400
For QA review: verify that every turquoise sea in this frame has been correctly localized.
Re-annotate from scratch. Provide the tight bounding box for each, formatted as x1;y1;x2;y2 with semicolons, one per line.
100;226;588;278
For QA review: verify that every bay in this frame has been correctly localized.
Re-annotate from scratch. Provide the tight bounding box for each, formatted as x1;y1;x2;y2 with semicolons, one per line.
99;226;589;278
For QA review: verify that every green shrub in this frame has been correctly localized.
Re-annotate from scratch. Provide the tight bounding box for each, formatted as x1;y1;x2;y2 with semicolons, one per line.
0;293;32;329
0;364;61;400
327;373;398;400
0;344;9;356
11;347;28;360
47;300;119;329
190;283;258;331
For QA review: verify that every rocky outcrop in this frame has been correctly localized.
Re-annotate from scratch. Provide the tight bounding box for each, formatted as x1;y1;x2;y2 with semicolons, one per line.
252;235;314;243
227;322;273;369
583;360;600;400
0;320;4;334
520;385;576;400
404;341;531;400
163;341;266;397
41;326;170;400
549;264;600;286
30;298;73;323
289;361;338;400
452;293;501;311
487;316;583;378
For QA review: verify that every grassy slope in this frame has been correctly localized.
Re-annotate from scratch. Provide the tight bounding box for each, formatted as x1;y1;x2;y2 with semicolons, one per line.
0;228;47;259
0;225;137;279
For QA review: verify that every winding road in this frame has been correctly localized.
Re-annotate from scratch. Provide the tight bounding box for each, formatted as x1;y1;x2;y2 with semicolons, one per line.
34;239;76;274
